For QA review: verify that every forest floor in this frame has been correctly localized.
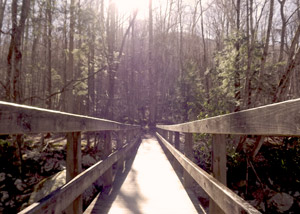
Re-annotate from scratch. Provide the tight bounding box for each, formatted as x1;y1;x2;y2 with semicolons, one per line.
0;133;109;213
193;135;300;213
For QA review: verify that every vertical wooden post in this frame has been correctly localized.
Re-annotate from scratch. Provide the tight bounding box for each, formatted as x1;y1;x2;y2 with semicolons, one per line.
127;130;131;144
173;132;180;170
125;130;132;160
209;134;226;214
117;131;124;170
169;131;173;144
103;131;113;187
184;133;194;188
66;132;82;214
174;132;180;150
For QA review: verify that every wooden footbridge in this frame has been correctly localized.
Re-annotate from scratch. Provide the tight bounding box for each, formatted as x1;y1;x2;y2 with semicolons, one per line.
1;98;300;213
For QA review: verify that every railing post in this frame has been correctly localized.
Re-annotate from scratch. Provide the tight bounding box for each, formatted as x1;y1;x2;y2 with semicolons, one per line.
103;131;113;187
184;133;194;188
66;132;82;214
127;130;131;144
174;132;180;150
117;130;125;170
173;132;181;170
169;131;173;144
209;134;227;214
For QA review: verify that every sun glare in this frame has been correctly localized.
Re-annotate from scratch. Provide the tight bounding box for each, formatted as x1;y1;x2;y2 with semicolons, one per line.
113;0;149;17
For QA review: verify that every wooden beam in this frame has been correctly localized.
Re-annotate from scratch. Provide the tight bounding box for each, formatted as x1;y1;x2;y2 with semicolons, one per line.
19;137;140;214
103;131;113;187
117;131;125;170
156;132;261;214
209;134;227;214
173;132;181;170
157;98;300;136
0;101;139;134
169;131;174;144
184;133;194;188
174;132;180;150
66;132;82;214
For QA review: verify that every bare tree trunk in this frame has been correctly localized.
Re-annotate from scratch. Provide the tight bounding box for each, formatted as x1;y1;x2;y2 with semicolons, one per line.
278;0;286;63
129;15;136;123
177;0;188;122
234;0;241;112
148;0;157;127
245;0;251;108
0;0;7;48
46;0;52;108
255;0;274;105
105;0;116;120
66;0;76;113
200;0;210;104
5;0;30;102
88;21;95;116
62;0;68;111
273;23;300;102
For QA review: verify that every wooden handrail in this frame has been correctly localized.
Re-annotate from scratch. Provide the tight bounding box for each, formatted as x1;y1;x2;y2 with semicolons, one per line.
157;98;300;136
154;99;300;213
156;132;261;214
19;135;140;214
0;101;140;214
0;101;139;134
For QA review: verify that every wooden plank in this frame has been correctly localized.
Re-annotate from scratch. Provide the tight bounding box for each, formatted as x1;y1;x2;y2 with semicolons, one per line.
87;135;199;214
0;101;139;134
18;137;140;214
173;132;181;170
156;132;261;214
117;131;125;170
174;132;180;150
209;134;226;214
103;131;113;187
184;133;194;188
65;132;83;214
157;98;300;136
65;132;82;214
169;131;174;144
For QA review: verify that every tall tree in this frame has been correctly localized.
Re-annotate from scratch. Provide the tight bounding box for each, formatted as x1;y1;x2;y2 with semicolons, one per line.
148;0;157;126
66;0;76;113
46;0;53;108
5;0;30;102
234;0;241;112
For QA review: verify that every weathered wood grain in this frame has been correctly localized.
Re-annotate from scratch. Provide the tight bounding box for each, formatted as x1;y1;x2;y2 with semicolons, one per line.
0;101;138;134
18;136;140;214
157;98;300;136
85;135;199;214
183;133;194;188
156;132;261;214
209;134;226;214
103;131;113;187
65;132;82;214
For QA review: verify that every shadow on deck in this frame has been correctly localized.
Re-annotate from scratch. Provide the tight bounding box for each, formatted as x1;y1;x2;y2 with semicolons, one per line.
84;134;202;214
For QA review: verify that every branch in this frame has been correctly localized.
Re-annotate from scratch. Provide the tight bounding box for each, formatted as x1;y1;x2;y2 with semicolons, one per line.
21;65;108;103
116;10;138;64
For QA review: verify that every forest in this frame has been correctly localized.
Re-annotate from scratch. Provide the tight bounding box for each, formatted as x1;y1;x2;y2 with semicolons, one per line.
0;0;300;213
1;0;300;123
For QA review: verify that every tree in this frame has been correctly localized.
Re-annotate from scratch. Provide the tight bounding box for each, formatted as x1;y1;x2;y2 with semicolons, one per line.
5;0;30;102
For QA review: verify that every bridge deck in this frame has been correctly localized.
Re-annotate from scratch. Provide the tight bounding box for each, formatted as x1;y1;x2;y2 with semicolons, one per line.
84;135;199;214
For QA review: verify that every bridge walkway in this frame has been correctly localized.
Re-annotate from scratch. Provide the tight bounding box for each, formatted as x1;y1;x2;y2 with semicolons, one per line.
84;134;200;214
